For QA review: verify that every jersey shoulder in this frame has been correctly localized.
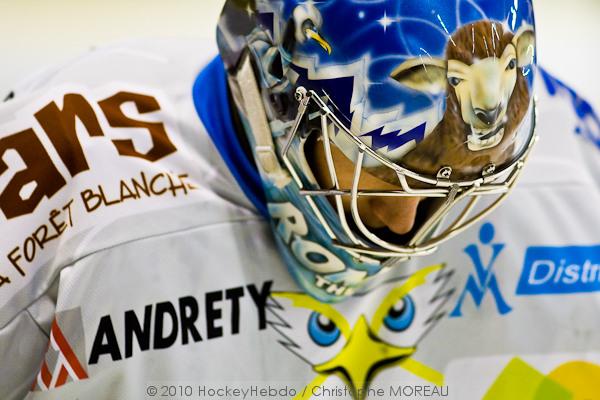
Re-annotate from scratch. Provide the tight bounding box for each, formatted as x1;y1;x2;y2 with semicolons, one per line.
5;38;215;98
0;39;258;329
537;67;600;149
520;68;599;189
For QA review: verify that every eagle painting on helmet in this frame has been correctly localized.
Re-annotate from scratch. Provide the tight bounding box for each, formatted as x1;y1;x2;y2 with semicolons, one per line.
217;0;537;303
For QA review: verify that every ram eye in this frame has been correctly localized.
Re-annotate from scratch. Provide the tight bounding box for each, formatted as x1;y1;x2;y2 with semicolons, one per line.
507;58;517;70
448;77;462;87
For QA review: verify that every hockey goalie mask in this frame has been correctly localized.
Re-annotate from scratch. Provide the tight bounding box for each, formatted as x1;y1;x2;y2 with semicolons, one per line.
218;0;537;302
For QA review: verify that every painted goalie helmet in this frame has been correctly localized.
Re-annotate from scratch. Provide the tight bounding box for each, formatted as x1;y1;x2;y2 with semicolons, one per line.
218;0;537;302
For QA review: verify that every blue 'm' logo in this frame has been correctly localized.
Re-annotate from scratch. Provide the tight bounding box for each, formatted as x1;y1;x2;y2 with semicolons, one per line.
516;245;600;295
450;223;512;317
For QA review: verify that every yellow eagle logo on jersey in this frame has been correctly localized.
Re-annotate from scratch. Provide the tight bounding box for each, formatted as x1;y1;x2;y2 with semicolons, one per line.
267;264;454;399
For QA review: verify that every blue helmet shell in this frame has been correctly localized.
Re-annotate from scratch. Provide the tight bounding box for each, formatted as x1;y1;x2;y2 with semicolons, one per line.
217;0;537;302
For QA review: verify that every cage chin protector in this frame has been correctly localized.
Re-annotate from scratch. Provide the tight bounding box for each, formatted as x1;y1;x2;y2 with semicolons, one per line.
280;85;537;259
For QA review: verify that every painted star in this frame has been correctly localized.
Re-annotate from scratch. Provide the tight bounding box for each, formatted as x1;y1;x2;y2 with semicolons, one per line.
378;11;395;33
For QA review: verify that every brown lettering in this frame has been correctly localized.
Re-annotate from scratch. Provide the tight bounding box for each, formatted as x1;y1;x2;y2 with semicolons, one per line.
32;225;59;249
166;173;188;197
32;225;47;248
99;185;121;206
150;173;167;195
23;237;37;262
181;174;198;191
119;180;138;201
62;199;74;227
98;92;177;162
5;199;76;279
35;94;105;177
81;189;102;212
0;129;66;219
49;209;67;235
132;172;150;197
0;273;10;287
8;248;25;276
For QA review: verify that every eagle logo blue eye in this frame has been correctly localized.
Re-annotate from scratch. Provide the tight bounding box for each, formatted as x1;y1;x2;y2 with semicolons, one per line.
383;295;415;332
308;312;341;347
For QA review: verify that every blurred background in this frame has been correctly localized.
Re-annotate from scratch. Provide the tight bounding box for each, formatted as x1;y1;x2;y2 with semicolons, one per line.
1;0;599;108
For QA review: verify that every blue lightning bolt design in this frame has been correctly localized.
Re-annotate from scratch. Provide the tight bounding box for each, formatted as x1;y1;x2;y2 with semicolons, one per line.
361;122;427;151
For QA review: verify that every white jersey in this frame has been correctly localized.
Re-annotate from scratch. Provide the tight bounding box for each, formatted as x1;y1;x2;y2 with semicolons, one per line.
0;39;598;400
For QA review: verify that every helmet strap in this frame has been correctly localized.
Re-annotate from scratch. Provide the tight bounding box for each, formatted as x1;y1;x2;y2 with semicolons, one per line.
230;52;291;188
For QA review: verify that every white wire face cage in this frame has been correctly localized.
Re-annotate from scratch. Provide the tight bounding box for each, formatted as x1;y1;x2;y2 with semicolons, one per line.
280;86;538;260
